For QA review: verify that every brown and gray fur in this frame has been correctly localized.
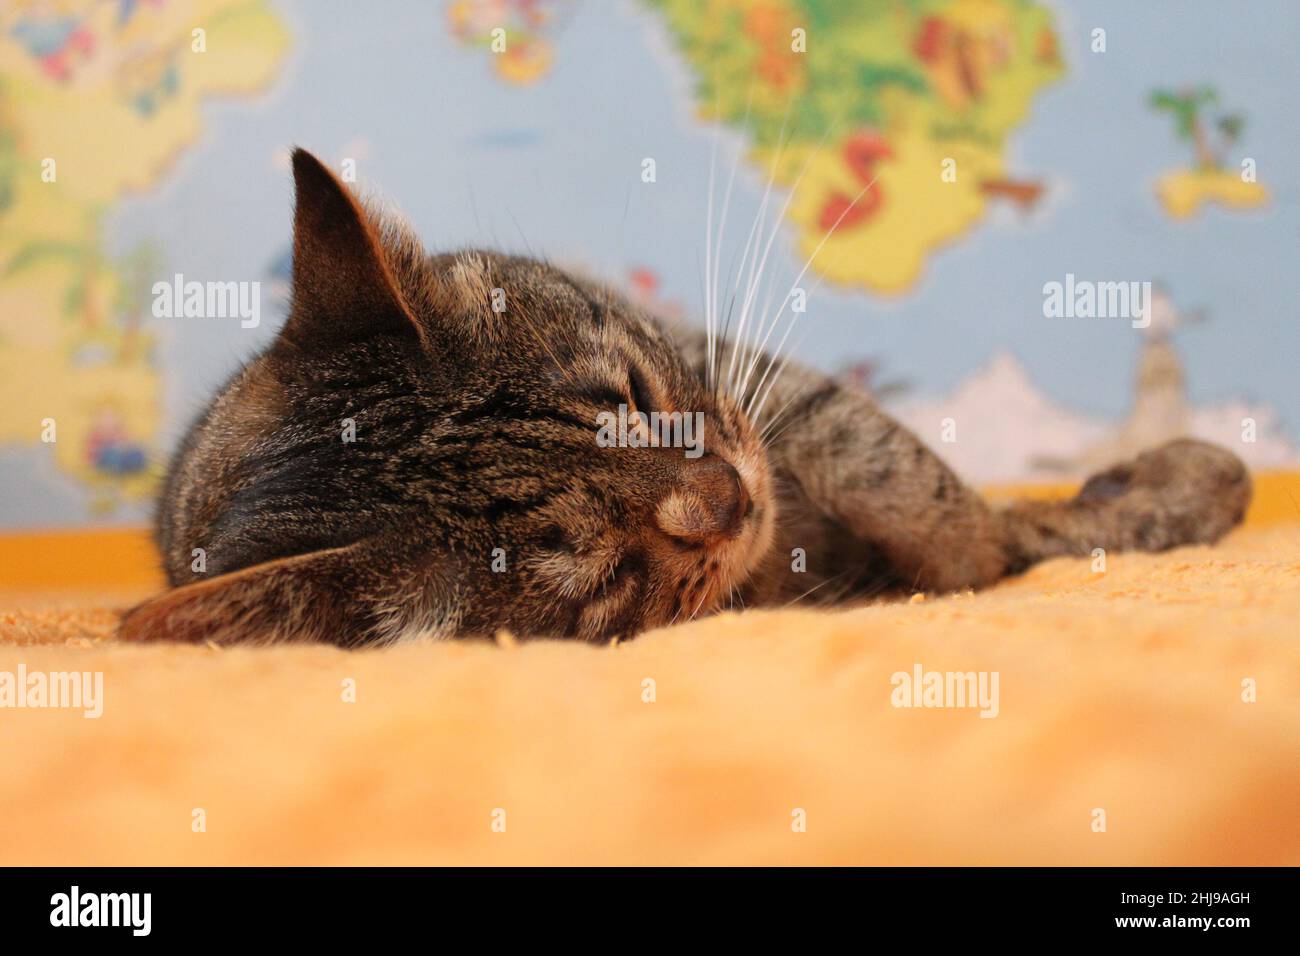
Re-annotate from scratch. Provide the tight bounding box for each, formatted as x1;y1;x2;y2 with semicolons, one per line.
119;150;1251;646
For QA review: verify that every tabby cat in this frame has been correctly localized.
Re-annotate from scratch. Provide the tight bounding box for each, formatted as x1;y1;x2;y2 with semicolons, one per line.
119;150;1251;646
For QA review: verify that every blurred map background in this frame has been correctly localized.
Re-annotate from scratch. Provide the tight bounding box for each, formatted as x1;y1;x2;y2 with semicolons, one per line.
1;0;1297;530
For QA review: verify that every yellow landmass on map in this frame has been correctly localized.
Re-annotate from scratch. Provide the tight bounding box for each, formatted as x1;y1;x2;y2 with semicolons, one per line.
1155;168;1270;220
650;0;1064;294
779;122;1002;293
0;0;289;513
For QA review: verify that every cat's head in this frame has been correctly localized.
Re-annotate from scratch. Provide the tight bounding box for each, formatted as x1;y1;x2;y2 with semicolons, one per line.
262;149;775;640
404;248;777;639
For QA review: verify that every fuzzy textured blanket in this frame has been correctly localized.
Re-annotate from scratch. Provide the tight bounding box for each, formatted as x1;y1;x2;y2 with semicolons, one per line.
1;524;1297;866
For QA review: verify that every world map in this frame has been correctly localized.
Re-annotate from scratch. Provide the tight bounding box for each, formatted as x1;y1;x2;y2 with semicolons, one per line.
0;0;1291;527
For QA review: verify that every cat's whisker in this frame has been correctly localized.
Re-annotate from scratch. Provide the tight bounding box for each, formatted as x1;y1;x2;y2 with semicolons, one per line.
746;254;850;423
687;579;713;622
708;83;755;395
730;136;820;405
734;266;787;410
736;267;784;403
742;174;879;421
755;385;806;447
714;278;746;401
852;570;900;607
748;340;806;437
755;402;803;453
704;105;718;391
746;243;853;422
465;179;483;234
703;83;727;390
732;129;833;403
783;568;855;609
724;95;795;400
506;207;535;258
667;589;689;629
722;176;774;400
746;320;809;426
732;237;783;404
726;203;779;400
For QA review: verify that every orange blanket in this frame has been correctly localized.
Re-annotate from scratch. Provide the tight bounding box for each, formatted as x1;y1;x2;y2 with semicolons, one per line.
2;521;1297;865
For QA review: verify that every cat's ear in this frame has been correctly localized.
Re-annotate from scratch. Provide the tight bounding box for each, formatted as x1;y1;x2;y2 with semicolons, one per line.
281;148;428;350
118;537;437;646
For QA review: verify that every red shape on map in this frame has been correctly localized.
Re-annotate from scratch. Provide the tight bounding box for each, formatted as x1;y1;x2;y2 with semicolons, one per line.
818;186;884;233
913;16;947;62
818;130;892;233
843;131;893;184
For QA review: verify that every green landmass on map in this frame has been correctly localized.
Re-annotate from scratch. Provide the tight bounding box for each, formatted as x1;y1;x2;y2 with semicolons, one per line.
646;0;1064;292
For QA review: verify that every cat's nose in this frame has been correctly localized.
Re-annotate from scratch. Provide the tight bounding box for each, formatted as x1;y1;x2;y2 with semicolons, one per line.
655;456;753;545
703;458;751;536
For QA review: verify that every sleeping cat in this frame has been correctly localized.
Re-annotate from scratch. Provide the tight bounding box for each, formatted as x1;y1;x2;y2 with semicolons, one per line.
119;149;1251;646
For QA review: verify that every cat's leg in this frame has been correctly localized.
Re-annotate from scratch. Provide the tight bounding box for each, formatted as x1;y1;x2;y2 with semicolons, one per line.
118;537;456;646
755;370;1249;595
674;328;1249;596
670;327;1010;593
757;369;1011;593
1000;438;1250;571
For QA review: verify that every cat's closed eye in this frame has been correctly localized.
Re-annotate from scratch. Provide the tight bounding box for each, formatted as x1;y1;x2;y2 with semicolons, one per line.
601;549;647;596
583;384;629;410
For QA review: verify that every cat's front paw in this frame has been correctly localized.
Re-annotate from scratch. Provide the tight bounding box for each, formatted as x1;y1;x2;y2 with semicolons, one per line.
1075;439;1251;548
